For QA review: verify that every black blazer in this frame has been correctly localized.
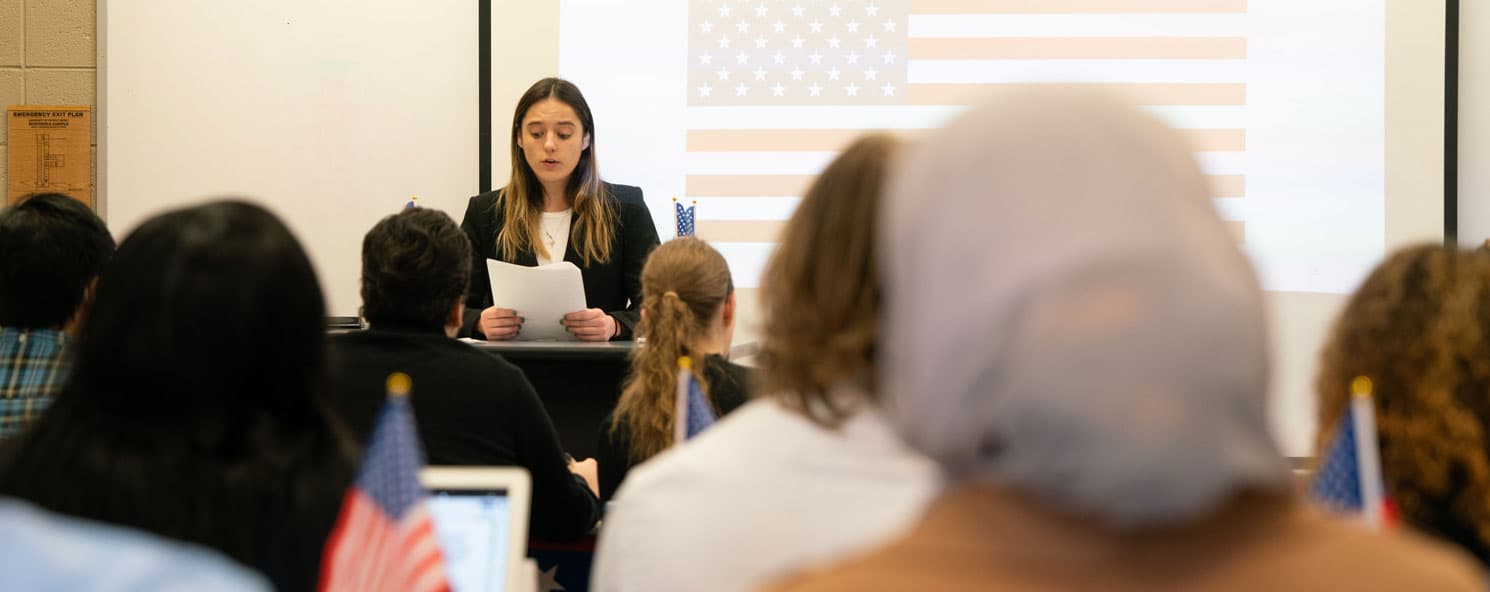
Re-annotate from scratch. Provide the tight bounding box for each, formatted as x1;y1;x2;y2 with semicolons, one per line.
326;327;600;541
460;182;660;340
594;355;754;503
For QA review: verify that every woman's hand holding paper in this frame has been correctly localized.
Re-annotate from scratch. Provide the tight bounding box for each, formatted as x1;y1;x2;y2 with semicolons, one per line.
563;308;616;342
480;307;523;341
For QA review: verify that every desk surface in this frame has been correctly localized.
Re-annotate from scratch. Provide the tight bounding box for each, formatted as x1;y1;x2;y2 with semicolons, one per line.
459;339;761;363
460;338;636;361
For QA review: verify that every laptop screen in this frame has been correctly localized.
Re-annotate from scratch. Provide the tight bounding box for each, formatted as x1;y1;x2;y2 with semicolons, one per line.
427;489;513;592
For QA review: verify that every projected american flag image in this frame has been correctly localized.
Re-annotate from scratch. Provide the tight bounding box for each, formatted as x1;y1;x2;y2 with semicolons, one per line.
682;0;1247;247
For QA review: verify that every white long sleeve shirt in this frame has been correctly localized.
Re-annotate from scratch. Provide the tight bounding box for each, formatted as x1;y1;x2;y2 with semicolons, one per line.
591;388;942;592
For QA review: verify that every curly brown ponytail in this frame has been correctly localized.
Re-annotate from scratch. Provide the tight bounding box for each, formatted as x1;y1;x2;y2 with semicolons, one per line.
611;238;732;462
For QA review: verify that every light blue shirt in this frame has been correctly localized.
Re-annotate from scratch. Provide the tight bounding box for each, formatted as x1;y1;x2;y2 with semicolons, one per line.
0;498;270;591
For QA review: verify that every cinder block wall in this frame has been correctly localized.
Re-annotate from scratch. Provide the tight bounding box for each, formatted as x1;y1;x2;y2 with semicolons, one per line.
0;0;97;202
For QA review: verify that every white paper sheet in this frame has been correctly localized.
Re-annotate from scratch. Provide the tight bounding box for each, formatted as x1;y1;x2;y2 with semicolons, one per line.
485;259;588;341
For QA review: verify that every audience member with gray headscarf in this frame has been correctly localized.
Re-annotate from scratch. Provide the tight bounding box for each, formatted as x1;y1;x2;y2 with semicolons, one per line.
768;89;1482;591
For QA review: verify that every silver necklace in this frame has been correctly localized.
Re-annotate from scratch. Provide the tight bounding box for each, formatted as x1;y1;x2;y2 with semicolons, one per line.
542;218;561;253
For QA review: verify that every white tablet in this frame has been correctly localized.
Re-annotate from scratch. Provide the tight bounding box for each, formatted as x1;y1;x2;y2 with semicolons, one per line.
421;467;532;592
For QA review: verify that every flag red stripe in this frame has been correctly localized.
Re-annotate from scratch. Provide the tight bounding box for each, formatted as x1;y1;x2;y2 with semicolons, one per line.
907;37;1247;60
395;514;447;592
358;509;388;589
320;489;447;592
353;506;391;591
321;490;378;591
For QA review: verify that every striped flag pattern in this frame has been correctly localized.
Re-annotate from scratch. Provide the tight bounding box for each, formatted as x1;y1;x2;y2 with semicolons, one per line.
319;375;450;592
685;0;1248;287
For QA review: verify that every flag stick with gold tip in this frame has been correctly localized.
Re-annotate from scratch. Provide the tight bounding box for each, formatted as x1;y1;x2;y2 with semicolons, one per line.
387;372;412;399
1350;375;1385;530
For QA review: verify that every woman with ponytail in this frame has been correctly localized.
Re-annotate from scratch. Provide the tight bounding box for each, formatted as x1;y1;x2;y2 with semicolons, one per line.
595;238;751;502
592;134;939;592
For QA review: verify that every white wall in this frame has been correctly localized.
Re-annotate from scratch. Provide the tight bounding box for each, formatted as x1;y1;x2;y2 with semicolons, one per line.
1270;0;1446;455
101;1;478;316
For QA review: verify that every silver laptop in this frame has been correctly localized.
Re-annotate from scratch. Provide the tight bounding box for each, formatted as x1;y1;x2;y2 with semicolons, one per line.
421;467;532;592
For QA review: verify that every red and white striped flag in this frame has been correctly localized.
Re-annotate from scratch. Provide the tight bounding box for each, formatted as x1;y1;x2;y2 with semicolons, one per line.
684;0;1247;250
319;373;450;592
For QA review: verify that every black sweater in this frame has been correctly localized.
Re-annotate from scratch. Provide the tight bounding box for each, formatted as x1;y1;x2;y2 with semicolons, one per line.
595;355;753;503
459;182;660;340
327;327;599;541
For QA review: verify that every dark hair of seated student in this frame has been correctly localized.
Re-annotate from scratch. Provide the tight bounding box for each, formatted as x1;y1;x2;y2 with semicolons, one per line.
360;207;474;332
0;193;115;330
0;200;354;592
597;238;753;502
0;193;116;438
326;208;600;541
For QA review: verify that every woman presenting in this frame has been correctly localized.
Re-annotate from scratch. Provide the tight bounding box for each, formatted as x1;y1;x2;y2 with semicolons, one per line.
461;78;660;341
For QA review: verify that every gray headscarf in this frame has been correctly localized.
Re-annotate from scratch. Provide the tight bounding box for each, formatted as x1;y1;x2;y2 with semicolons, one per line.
880;89;1291;528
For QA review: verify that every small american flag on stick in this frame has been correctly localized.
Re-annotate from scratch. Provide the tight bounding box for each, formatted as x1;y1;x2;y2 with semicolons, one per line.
319;373;450;592
675;197;698;238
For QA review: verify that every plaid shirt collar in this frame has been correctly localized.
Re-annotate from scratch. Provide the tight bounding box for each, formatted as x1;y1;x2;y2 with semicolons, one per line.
0;327;73;438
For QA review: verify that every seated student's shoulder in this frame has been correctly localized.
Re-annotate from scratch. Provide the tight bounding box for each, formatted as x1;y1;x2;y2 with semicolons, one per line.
330;328;459;352
332;331;521;380
440;339;529;382
430;334;503;360
328;328;394;353
614;399;780;495
1258;506;1486;591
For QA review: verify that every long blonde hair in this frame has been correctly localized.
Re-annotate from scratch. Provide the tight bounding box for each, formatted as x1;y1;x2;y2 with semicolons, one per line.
611;238;733;462
497;78;616;265
760;134;899;427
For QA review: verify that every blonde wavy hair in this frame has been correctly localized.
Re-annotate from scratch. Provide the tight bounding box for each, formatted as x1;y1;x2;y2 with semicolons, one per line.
610;238;733;462
497;78;616;265
759;134;899;427
1316;244;1490;551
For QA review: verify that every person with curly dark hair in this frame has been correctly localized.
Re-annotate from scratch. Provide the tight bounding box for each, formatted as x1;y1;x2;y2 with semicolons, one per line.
1315;244;1490;565
327;208;599;542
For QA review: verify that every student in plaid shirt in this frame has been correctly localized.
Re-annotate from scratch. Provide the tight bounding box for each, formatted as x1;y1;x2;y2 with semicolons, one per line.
0;193;114;438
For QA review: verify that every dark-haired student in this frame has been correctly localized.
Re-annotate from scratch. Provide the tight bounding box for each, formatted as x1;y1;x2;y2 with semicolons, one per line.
328;208;600;541
0;201;353;592
0;193;114;438
461;77;660;342
594;238;753;502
